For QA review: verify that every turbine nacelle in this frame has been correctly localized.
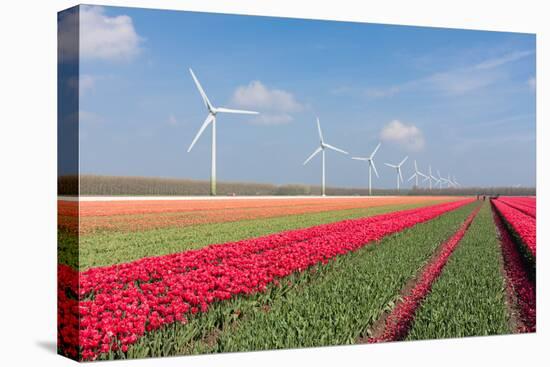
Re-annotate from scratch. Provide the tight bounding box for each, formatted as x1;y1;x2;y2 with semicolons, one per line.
384;156;408;184
408;160;428;183
187;68;259;153
303;117;348;196
351;142;381;189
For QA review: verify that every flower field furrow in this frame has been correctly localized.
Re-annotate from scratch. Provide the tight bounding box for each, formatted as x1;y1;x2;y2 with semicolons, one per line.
369;204;481;342
491;204;536;332
58;199;472;360
492;199;536;257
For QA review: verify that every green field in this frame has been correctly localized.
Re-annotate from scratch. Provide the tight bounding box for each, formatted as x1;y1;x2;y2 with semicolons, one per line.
407;203;511;339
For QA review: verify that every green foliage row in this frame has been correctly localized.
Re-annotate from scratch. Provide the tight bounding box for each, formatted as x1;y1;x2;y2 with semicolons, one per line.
117;203;477;359
76;202;432;270
406;202;511;340
59;174;535;197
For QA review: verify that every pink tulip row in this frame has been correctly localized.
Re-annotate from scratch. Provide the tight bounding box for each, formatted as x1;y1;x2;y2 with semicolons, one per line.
58;199;472;360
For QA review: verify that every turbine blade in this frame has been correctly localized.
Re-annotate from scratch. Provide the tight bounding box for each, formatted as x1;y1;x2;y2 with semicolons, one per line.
316;117;324;143
370;142;381;158
414;160;418;171
351;157;367;161
407;173;416;182
384;163;397;168
370;160;379;178
216;107;259;115
188;114;214;152
189;68;212;110
399;156;409;166
324;143;348;155
303;146;322;165
399;168;404;183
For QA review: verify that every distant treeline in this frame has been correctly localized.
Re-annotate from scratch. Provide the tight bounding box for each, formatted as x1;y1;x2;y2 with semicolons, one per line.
58;175;536;197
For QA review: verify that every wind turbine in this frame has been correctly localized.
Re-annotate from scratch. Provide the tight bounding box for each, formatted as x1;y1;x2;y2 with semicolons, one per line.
187;68;259;196
437;170;447;189
452;175;460;187
447;173;456;188
351;142;381;196
427;166;439;190
303;117;348;197
384;156;408;192
407;160;428;188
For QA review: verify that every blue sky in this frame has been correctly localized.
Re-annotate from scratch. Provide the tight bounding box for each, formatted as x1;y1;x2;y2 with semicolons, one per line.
77;5;536;188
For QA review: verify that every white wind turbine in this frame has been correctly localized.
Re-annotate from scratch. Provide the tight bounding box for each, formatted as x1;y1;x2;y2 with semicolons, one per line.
351;142;381;196
452;175;460;187
407;160;429;188
303;117;348;197
187;68;259;196
427;165;440;190
437;170;447;189
384;156;408;192
447;173;456;188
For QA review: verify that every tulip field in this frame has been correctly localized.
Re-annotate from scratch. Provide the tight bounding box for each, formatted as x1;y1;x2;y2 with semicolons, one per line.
57;195;536;361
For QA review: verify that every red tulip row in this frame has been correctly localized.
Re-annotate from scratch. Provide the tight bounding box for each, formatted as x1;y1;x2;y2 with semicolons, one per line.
58;199;472;361
369;204;481;343
492;199;536;257
491;206;536;332
496;197;536;218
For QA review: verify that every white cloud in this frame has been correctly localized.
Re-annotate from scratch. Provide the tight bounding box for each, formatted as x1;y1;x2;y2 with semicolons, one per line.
231;81;303;124
427;70;501;95
80;6;143;62
473;50;534;70
380;120;425;152
364;50;534;98
528;76;536;91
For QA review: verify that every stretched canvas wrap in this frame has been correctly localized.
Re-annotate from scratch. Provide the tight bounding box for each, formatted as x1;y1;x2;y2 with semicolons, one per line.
58;4;536;362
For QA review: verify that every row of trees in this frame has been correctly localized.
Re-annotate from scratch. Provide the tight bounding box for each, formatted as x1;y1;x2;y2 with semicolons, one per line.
58;175;536;197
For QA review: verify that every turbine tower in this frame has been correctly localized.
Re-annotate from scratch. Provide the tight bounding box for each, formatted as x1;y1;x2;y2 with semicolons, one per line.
303;117;348;197
407;160;428;188
437;170;447;189
447;173;456;188
453;175;460;187
427;166;440;190
187;68;259;196
351;142;381;196
384;156;408;192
